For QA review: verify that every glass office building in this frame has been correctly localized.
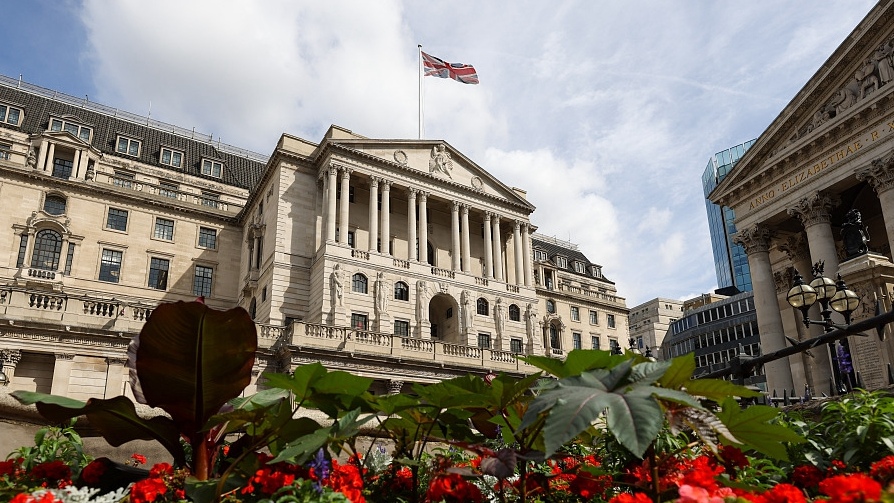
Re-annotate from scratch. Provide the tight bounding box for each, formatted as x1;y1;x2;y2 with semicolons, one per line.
702;140;756;292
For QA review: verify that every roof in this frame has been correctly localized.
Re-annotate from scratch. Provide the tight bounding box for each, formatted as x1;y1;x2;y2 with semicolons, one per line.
531;235;614;284
0;79;267;190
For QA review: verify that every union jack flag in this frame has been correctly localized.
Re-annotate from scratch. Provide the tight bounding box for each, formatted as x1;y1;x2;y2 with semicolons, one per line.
421;51;479;85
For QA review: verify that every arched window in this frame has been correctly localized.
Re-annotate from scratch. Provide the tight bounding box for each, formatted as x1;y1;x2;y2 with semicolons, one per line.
394;281;409;301
249;297;257;320
546;300;556;314
31;229;62;271
43;195;66;215
477;297;489;315
549;323;560;349
509;304;520;322
352;273;368;294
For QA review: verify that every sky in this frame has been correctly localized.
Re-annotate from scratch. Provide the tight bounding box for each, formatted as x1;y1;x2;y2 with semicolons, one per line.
0;0;878;307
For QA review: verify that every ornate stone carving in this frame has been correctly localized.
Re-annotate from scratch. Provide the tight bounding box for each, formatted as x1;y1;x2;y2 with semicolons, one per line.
525;303;539;346
393;150;408;165
732;224;774;255
329;264;344;309
773;266;795;293
787;192;840;228
857;154;894;194
470;176;483;190
374;272;389;316
428;144;453;179
106;357;128;366
26;148;37;168
460;289;474;335
0;348;22;365
493;297;506;341
388;380;404;395
416;280;430;323
55;353;75;360
777;233;809;262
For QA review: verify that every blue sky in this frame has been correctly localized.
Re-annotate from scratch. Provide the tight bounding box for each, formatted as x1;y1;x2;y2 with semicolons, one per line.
0;0;877;306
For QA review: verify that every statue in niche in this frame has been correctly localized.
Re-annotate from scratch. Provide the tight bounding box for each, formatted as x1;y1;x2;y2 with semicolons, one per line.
428;144;453;179
329;264;344;309
461;290;474;333
374;272;389;315
841;209;870;259
416;280;430;322
26;148;37;168
858;59;879;98
874;45;894;85
525;303;539;346
494;297;506;339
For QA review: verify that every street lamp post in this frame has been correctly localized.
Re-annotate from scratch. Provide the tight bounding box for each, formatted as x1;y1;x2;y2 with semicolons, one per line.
786;261;859;394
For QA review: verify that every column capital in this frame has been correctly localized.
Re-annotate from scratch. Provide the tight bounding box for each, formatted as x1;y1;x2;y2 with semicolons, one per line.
54;353;75;361
732;224;775;255
776;232;809;263
857;155;894;194
106;357;129;366
0;348;22;365
340;167;353;179
407;187;418;197
484;211;493;221
514;220;522;231
786;191;840;228
327;165;339;177
418;191;428;202
369;176;381;187
452;201;460;212
460;204;470;215
380;179;393;190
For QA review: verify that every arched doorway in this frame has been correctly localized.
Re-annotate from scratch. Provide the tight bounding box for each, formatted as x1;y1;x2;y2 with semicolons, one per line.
428;293;459;342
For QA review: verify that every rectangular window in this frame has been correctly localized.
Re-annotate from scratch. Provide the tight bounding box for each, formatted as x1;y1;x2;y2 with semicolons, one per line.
609;339;620;352
394;320;409;337
52;158;73;179
16;234;28;268
570;306;580;321
348;231;355;248
477;333;491;349
0;143;10;161
534;250;547;261
510;338;523;354
148;257;170;290
63;243;75;275
202;159;222;178
351;313;369;330
201;192;220;209
556;256;568;268
589;310;598;324
193;265;213;297
573;262;585;274
99;249;123;283
113;171;135;189
262;286;267;302
106;208;129;231
0;104;22;126
159;181;179;199
160;148;183;168
591;336;599;350
607;314;616;328
198;227;217;249
116;136;141;157
154;217;174;240
572;333;582;350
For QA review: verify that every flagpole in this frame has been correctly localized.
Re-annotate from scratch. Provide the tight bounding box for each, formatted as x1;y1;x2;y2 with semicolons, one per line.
418;44;423;139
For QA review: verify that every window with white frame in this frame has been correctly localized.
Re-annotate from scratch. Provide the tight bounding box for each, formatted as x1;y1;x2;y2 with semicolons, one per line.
555;256;568;269
198;227;217;249
99;249;123;283
0;143;10;161
0;104;22;126
591;336;599;350
534;249;547;261
591;266;603;278
607;314;616;328
148;257;170;290
573;261;585;274
116;136;141;157
589;310;598;324
570;306;580;321
154;217;174;240
201;159;222;178
572;333;582;350
160;148;183;168
50;118;92;142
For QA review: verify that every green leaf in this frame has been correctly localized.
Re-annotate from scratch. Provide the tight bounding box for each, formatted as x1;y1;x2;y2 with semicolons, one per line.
716;398;804;461
684;379;762;403
136;301;257;436
185;474;246;503
658;354;696;389
629;359;672;385
520;349;624;378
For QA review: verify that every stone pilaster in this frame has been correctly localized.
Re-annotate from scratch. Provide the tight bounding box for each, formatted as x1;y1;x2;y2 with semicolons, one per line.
0;348;22;385
104;357;128;398
50;353;75;396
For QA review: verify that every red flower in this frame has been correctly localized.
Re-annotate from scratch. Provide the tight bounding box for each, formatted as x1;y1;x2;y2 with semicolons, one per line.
0;458;23;478
791;465;825;488
131;477;168;503
131;453;147;465
747;483;807;503
389;467;413;492
326;460;365;503
11;494;61;503
609;492;653;503
81;459;108;485
819;473;882;503
149;463;173;479
247;468;294;496
719;445;749;469
870;455;894;484
31;461;71;485
569;471;612;499
426;473;483;503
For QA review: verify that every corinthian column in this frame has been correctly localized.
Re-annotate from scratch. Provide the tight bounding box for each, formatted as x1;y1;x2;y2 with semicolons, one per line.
513;221;524;286
521;223;532;286
733;224;794;393
492;215;504;281
461;205;471;273
451;202;461;271
787;192;841;275
380;180;392;255
407;188;418;260
368;177;379;252
325;166;338;242
418;192;428;263
857;156;894;256
338;168;352;245
483;212;494;278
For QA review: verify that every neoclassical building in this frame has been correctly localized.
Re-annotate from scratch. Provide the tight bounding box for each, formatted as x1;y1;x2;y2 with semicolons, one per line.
0;74;624;399
710;0;894;396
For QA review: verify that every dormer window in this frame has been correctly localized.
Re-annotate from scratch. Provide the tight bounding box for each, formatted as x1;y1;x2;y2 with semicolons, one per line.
161;147;183;168
50;118;92;142
0;103;22;126
202;159;222;178
116;136;141;157
534;249;547;261
573;261;585;274
591;266;603;278
555;256;568;269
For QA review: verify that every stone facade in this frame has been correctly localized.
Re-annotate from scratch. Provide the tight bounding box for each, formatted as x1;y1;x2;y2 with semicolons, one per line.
709;1;894;396
628;297;684;357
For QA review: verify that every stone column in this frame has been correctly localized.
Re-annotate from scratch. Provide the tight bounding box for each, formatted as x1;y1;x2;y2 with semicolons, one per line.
338;168;352;245
45;143;56;172
857;157;894;256
77;150;89;179
325;166;338;242
522;223;532;287
483;212;494;278
50;353;75;396
407;188;418;260
388;380;404;395
418;192;428;263
451;202;461;271
733;224;794;393
492;215;504;281
36;139;48;171
368;178;379;252
461;205;471;273
104;357;127;398
71;150;81;178
380;180;392;255
514;221;524;286
0;349;21;386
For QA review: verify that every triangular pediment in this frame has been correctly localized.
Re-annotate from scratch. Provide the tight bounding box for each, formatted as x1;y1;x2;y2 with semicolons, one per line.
713;1;894;201
326;137;535;211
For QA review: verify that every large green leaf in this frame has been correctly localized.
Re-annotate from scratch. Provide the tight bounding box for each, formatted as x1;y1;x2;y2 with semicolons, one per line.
262;364;373;417
520;349;624;378
684;379;762;403
136;301;257;435
12;392;185;465
716;398;804;460
657;354;696;389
